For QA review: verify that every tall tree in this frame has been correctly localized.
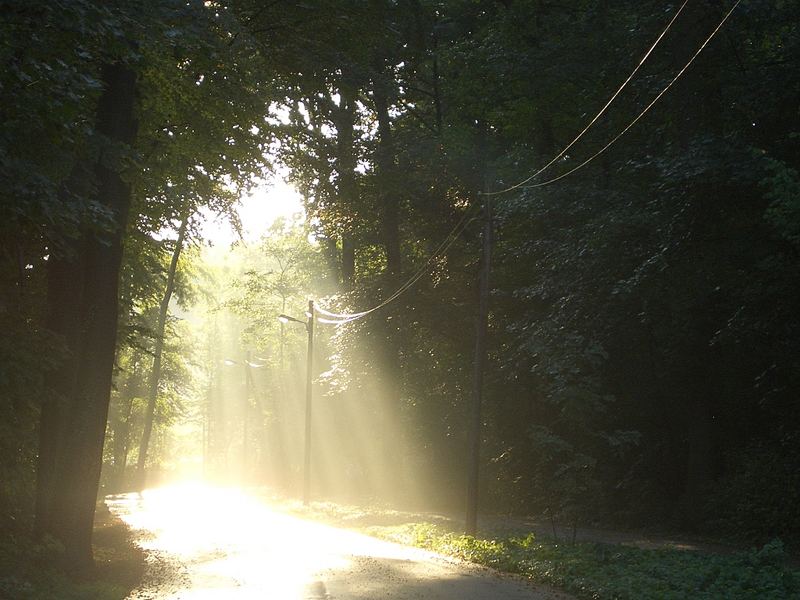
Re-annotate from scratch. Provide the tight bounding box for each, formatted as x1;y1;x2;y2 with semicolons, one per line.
35;62;138;569
136;213;189;481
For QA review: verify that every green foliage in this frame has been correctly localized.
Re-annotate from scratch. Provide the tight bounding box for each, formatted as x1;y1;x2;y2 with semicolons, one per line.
0;218;57;524
0;0;126;243
229;0;800;537
103;309;199;489
225;218;331;348
381;523;800;600
704;440;800;544
1;0;272;522
0;525;139;600
762;156;800;246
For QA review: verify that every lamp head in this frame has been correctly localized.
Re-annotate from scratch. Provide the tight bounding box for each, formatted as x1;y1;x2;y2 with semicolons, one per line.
278;314;305;324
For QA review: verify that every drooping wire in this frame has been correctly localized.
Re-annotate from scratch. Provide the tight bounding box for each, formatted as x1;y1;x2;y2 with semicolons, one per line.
315;203;482;324
516;0;741;191
482;0;689;197
313;1;742;324
315;204;480;322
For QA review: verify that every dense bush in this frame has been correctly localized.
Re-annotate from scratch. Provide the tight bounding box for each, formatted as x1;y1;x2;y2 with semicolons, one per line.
383;523;799;600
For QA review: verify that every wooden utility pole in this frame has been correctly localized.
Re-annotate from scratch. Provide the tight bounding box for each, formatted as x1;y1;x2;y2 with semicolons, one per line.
466;191;492;536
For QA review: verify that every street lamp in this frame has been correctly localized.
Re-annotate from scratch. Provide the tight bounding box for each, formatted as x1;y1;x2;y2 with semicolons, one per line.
278;299;314;506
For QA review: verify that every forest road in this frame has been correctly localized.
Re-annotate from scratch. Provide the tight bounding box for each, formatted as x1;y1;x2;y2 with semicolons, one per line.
107;484;572;600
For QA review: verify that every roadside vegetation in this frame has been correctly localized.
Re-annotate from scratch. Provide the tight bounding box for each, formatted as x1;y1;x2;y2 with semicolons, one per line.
371;522;798;600
291;501;799;600
0;509;144;600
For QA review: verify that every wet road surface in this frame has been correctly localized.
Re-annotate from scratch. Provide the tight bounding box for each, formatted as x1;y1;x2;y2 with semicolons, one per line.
107;484;571;600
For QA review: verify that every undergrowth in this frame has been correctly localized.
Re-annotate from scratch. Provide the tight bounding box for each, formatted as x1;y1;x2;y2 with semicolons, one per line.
369;522;799;599
0;508;144;600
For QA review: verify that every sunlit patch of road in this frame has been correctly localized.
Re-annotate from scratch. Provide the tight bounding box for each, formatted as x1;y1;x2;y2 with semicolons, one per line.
107;483;570;599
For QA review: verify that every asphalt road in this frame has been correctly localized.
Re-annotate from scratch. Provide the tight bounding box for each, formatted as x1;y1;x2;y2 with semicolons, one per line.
107;484;571;600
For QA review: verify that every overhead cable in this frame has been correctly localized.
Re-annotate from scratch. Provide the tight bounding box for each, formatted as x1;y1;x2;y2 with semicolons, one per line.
312;1;741;324
517;0;741;191
483;0;689;197
315;203;481;323
315;204;480;322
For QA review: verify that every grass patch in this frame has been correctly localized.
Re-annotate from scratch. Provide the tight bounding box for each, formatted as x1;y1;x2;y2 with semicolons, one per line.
0;506;144;600
367;522;799;599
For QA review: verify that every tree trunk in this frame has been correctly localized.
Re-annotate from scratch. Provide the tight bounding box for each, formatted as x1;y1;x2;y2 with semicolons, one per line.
324;236;340;287
372;79;401;276
110;362;140;492
35;63;138;570
136;213;188;482
431;20;443;134
110;402;133;491
466;191;492;535
333;84;359;290
341;234;355;289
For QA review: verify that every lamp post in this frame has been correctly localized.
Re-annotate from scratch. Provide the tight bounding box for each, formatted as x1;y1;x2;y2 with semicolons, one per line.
278;299;314;506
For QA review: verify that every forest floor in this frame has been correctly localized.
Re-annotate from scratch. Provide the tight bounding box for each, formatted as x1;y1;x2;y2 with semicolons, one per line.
0;505;145;600
89;505;149;596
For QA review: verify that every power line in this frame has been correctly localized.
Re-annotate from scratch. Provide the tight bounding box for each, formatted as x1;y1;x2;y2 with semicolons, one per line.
315;205;480;322
313;0;741;324
515;0;742;191
315;203;481;323
482;0;689;197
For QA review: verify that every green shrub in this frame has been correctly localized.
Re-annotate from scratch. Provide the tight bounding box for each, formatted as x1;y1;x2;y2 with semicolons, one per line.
377;522;799;599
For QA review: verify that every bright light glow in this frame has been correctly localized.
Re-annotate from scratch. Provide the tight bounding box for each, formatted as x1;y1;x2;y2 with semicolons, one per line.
107;484;446;599
200;177;304;247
